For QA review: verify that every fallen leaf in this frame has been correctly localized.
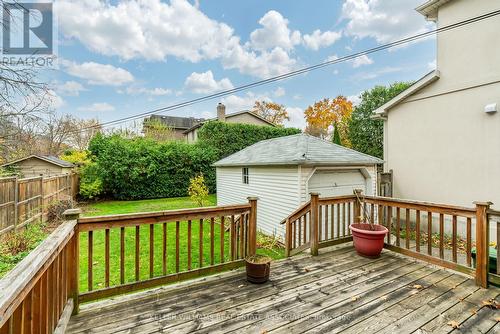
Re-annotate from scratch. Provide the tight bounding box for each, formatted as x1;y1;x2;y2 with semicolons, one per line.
380;296;388;301
412;284;423;289
351;296;359;302
238;285;244;288
304;268;311;272
447;320;460;329
494;317;500;322
482;299;500;309
470;309;478;315
261;331;268;334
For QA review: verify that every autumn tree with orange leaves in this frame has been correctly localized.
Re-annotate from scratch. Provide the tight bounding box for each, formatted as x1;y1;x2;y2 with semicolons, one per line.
304;96;353;146
252;101;289;126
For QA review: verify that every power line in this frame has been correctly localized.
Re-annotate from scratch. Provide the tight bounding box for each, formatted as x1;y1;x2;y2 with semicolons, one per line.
69;9;500;133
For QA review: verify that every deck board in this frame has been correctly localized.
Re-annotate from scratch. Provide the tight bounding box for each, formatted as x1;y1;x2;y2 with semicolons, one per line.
66;245;500;334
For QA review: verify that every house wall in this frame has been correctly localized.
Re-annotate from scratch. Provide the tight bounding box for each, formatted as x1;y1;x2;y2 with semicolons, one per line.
225;113;271;126
14;158;70;177
383;0;500;209
216;166;300;238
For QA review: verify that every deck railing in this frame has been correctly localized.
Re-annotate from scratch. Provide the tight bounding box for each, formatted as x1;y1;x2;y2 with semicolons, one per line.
282;191;494;288
487;208;500;285
0;200;257;332
0;209;79;333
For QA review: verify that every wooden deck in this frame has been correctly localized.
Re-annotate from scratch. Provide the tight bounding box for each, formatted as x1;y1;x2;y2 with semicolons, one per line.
66;245;500;334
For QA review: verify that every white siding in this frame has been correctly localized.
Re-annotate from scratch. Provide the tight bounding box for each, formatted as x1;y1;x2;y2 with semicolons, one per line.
216;166;299;238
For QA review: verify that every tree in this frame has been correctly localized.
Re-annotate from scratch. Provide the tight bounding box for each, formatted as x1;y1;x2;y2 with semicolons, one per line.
348;82;413;159
252;101;289;126
332;122;342;145
143;118;176;142
188;173;209;207
304;96;353;143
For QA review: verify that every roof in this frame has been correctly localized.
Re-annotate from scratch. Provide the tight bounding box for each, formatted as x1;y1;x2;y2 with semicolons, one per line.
2;155;75;168
416;0;455;21
372;70;440;118
183;110;276;134
144;115;205;130
213;134;383;167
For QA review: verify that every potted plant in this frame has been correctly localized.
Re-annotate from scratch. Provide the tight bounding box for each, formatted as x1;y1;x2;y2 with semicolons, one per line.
349;191;389;258
245;254;271;283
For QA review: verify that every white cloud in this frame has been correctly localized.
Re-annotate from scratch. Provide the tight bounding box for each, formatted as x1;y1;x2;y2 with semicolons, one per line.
284;107;306;130
57;1;298;79
184;70;233;94
326;54;339;62
303;30;342;50
249;10;301;51
348;93;362;106
353;66;403;80
273;87;285;97
77;102;115;113
47;90;65;110
121;86;172;96
221;91;273;111
342;0;433;44
351;55;374;68
56;81;86;96
62;60;134;86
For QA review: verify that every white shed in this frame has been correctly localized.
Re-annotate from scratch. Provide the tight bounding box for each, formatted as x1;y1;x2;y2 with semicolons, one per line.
214;134;383;238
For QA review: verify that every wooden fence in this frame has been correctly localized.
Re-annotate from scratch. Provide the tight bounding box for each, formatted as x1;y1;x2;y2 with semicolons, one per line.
282;191;495;288
0;174;78;236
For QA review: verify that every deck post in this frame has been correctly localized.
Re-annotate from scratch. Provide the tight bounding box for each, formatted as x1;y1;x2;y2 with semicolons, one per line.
63;208;82;315
310;193;320;256
247;197;258;256
474;201;492;288
353;189;363;224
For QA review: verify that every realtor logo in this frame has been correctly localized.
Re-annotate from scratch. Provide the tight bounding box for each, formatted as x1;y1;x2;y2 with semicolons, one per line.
2;2;53;55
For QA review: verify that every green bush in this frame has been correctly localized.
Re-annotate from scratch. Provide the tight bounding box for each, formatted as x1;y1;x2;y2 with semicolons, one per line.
87;135;217;200
79;162;104;199
197;121;301;159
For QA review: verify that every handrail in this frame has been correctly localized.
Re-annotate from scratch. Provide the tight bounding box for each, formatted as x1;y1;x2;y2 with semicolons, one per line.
0;217;78;331
280;201;310;225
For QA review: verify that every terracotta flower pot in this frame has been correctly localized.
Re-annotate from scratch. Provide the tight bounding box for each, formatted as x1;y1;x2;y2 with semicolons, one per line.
245;255;271;284
349;223;389;258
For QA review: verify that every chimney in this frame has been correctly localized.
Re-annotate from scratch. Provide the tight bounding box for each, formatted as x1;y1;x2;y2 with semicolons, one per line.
217;103;226;122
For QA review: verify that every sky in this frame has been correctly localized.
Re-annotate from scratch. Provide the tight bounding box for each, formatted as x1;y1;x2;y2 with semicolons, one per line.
48;0;437;130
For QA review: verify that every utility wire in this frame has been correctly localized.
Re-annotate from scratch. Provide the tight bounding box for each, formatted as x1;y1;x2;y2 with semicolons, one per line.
67;9;500;133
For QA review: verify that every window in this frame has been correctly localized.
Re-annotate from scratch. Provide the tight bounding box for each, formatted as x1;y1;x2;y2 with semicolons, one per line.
242;167;249;184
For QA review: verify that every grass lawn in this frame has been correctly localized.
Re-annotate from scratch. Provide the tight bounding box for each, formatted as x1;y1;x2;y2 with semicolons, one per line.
79;195;285;292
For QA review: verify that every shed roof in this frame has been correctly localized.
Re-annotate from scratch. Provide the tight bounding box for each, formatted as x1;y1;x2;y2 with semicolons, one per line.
1;155;75;168
213;134;383;167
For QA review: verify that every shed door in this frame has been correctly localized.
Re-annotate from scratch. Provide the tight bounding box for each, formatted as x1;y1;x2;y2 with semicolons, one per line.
308;170;366;197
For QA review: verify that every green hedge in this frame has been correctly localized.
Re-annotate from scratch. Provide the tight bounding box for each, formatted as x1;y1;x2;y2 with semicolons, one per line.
84;123;300;200
87;134;218;200
197;121;301;159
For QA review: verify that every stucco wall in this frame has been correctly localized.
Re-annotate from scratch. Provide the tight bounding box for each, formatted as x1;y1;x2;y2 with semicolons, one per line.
225;113;271;126
383;0;500;209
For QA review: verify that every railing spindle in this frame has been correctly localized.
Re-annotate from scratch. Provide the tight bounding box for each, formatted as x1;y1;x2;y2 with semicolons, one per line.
342;203;346;237
452;215;457;263
135;226;140;281
439;213;444;259
175;221;180;273
497;221;500;275
298;217;302;246
88;231;93;291
239;215;245;258
210;217;215;265
405;209;410;249
347;202;351;235
187;220;192;270
220;216;225;263
324;205;328;240
105;228;110;287
396;207;401;247
330;204;334;238
120;227;125;284
370;203;375;225
415;210;420;252
387;206;392;244
336;204;340;239
230;216;235;261
427;212;432;256
466;217;472;267
162;223;167;276
320;205;324;242
200;219;204;267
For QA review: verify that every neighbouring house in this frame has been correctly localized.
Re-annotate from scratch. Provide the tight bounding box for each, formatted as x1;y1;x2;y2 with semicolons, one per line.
1;155;75;177
214;134;382;237
143;103;276;143
373;0;500;210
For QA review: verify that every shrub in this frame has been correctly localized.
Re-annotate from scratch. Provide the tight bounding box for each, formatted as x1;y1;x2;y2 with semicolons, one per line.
188;174;209;207
197;121;301;159
79;162;104;199
87;135;218;200
0;223;46;257
60;150;90;167
46;199;74;223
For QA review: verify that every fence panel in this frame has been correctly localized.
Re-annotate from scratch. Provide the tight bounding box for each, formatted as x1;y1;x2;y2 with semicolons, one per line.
0;173;78;236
